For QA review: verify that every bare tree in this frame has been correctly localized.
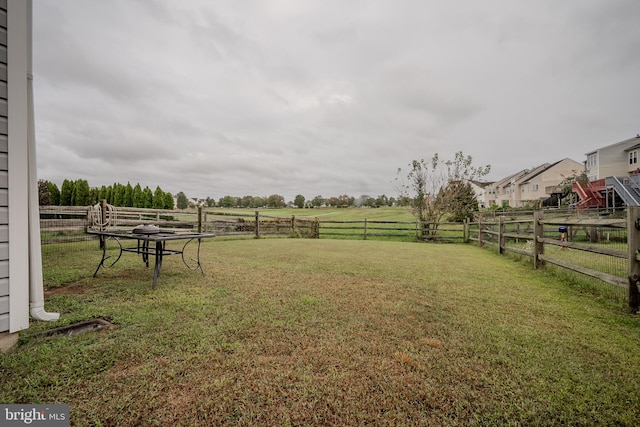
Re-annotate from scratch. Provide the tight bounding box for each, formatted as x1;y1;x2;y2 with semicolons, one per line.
397;151;490;236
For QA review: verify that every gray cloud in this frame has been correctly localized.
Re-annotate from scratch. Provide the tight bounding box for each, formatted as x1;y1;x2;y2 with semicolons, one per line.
32;0;640;201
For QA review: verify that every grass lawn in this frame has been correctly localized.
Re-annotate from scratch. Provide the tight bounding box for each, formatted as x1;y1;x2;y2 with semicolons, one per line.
2;239;640;426
205;206;417;222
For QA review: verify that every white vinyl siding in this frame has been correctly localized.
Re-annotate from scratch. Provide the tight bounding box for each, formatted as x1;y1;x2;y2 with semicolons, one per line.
0;0;8;332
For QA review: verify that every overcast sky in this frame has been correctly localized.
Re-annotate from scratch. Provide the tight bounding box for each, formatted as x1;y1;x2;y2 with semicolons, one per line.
32;0;640;202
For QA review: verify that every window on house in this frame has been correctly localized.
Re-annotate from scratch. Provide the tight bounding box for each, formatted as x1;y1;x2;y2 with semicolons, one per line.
587;153;597;169
630;151;638;165
532;184;539;191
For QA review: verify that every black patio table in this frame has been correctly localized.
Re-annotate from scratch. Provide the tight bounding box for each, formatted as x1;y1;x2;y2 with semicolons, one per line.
88;229;215;289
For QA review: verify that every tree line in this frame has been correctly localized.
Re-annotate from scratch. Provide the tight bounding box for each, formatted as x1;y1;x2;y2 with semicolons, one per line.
38;179;175;210
38;150;487;220
37;178;397;211
210;194;397;209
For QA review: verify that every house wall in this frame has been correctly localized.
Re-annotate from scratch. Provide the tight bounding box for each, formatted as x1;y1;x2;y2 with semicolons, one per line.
3;0;30;333
0;0;8;332
587;136;640;180
599;144;634;178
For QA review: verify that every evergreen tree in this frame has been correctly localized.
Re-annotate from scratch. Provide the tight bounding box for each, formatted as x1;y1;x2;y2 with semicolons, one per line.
112;184;124;206
73;179;91;206
132;183;144;208
98;185;108;202
90;187;99;205
70;183;77;205
124;182;134;207
153;186;165;209
143;186;153;208
164;192;174;209
47;181;60;205
60;179;74;206
105;185;112;204
176;192;189;209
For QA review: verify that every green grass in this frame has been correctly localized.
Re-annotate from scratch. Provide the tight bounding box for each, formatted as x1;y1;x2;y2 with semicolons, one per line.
2;239;640;425
205;206;417;222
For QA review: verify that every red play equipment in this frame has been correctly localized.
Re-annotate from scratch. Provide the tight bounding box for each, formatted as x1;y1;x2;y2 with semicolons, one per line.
572;179;606;208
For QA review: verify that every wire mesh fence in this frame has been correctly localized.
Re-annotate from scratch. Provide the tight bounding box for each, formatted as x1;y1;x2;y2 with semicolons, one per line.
470;210;631;305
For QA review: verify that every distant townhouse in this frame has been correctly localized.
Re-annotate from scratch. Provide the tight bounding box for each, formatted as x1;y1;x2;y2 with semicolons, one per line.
486;158;583;208
585;134;640;180
488;170;529;208
517;158;583;207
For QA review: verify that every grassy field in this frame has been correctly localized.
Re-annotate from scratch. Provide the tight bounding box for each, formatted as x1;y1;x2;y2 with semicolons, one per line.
3;239;640;425
204;206;417;222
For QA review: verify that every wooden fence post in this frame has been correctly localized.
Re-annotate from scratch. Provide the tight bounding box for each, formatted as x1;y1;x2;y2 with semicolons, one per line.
463;218;469;243
534;210;544;269
198;206;203;233
627;207;640;312
364;218;368;240
100;199;107;228
255;211;260;239
498;216;505;254
478;216;483;247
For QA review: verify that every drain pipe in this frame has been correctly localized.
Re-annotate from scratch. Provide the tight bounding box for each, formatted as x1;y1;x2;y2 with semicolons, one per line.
27;1;59;322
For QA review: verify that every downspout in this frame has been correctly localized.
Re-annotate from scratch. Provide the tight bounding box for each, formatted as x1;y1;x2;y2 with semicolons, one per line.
26;0;59;322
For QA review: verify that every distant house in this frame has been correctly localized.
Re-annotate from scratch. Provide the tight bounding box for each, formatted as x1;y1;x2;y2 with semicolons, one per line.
487;169;530;208
585;134;640;181
517;158;583;207
467;180;493;209
487;158;583;208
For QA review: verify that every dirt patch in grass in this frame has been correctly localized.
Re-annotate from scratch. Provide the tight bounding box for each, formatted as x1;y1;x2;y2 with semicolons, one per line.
44;282;93;296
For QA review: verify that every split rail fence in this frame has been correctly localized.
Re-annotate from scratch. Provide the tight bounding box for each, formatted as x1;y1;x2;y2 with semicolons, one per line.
39;205;467;243
470;208;640;311
39;204;640;310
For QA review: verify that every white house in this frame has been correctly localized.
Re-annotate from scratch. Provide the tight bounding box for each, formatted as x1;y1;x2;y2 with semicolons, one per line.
585;134;640;181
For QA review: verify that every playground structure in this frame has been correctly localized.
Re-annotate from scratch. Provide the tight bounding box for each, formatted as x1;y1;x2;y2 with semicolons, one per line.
572;179;606;208
573;175;640;209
